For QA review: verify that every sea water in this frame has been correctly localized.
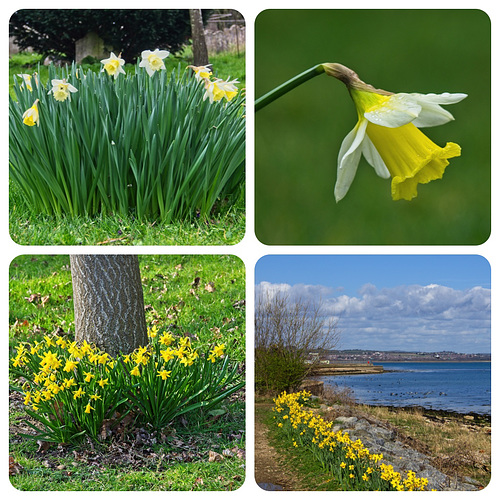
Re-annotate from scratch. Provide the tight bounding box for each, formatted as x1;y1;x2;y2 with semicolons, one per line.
320;362;491;415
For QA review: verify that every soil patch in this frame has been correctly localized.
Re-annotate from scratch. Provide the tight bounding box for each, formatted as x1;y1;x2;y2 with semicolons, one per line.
254;402;300;491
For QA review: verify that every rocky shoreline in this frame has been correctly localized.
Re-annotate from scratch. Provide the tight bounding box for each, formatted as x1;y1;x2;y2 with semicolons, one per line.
309;364;384;376
317;402;482;491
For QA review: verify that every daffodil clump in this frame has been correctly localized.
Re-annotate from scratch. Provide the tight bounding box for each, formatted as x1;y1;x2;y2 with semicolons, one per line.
273;391;429;491
9;50;245;223
10;328;243;444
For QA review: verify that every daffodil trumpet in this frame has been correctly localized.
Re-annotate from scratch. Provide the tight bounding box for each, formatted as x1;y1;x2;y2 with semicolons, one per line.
256;63;467;201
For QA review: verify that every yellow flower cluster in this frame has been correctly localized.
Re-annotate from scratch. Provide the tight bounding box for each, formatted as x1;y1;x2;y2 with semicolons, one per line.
10;329;234;442
11;334;115;416
273;391;429;491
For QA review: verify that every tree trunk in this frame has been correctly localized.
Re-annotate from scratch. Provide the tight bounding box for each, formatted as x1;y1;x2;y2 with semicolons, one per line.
189;9;209;66
70;255;147;357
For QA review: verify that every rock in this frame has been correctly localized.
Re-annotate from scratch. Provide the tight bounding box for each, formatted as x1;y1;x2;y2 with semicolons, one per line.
330;408;478;491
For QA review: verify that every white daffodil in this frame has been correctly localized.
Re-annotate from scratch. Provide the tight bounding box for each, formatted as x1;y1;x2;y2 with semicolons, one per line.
203;77;239;103
48;78;78;102
322;63;467;201
22;99;39;126
139;49;170;76
17;73;37;91
100;51;126;79
187;64;213;82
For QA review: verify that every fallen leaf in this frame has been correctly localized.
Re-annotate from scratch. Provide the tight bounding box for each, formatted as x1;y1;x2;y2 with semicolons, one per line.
205;282;215;293
9;456;23;476
208;450;224;462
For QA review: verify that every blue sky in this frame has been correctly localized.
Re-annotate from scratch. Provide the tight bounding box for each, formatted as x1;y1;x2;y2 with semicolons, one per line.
255;255;491;353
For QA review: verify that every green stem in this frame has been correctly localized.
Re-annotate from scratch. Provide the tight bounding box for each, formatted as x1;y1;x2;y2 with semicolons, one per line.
255;64;326;111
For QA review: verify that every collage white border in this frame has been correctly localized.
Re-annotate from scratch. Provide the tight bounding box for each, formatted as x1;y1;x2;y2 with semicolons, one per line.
2;1;497;497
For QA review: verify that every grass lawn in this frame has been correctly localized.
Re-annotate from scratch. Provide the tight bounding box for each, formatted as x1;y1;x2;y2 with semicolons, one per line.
9;254;246;491
9;49;246;246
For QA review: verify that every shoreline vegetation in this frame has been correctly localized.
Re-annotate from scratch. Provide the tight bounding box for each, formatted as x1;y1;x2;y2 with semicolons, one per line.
255;389;491;491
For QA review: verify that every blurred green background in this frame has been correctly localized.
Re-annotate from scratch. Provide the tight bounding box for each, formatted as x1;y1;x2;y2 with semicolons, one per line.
255;9;490;245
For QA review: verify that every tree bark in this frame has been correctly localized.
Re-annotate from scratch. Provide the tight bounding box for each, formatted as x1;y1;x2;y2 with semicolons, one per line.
189;9;209;66
70;255;147;357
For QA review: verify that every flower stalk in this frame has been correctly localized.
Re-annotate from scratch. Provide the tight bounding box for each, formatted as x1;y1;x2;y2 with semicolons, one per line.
255;64;326;111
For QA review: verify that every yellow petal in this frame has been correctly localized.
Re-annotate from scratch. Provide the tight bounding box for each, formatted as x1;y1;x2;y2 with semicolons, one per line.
365;121;461;200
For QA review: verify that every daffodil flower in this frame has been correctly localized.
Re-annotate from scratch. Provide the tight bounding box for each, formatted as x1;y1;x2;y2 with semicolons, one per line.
188;64;213;82
157;369;172;380
48;79;78;102
100;51;126;79
322;63;467;201
139;49;170;76
17;73;37;91
203;78;239;103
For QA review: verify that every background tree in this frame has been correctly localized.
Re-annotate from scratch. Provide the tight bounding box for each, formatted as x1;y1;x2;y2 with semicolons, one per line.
189;9;209;66
9;9;201;63
70;255;147;357
255;289;340;394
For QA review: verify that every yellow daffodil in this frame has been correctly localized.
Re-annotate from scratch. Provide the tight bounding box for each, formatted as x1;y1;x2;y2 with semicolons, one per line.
48;78;78;102
73;387;85;399
160;347;175;362
159;331;174;346
97;352;110;365
139;49;170;76
63;359;78;372
85;402;94;414
208;343;225;363
322;63;467;201
39;350;61;371
157;369;172;380
56;337;68;349
147;325;159;338
100;51;126;79
130;365;141;376
23;392;32;405
84;371;94;383
64;377;76;389
98;378;108;388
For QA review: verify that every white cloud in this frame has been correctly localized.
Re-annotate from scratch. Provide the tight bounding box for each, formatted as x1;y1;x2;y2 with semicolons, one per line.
255;281;491;353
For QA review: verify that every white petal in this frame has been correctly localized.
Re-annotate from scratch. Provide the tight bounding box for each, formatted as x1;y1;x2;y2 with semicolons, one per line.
411;92;468;105
410;93;468;127
364;93;422;128
361;135;391;179
334;120;367;202
154;50;170;59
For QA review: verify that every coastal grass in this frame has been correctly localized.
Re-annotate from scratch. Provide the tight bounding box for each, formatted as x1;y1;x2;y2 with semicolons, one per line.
258;387;490;491
358;405;491;489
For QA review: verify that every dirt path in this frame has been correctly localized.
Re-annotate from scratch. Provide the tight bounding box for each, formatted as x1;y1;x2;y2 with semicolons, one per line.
254;402;301;491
